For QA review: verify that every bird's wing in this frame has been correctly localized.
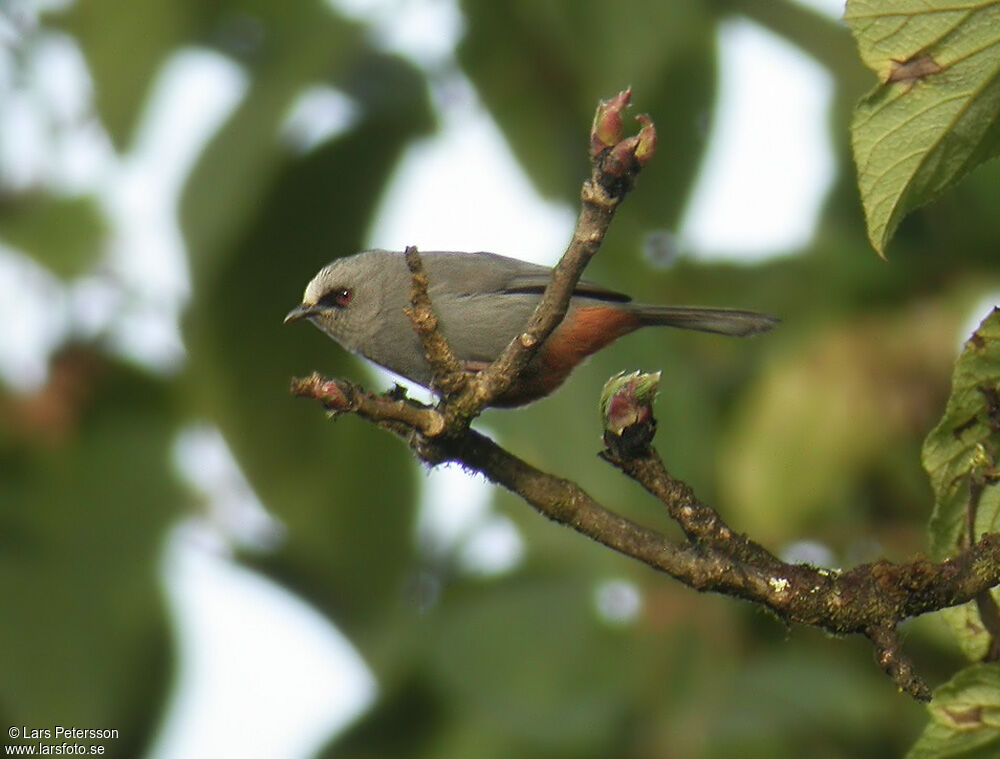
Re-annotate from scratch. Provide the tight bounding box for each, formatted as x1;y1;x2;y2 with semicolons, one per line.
500;272;632;303
421;250;632;303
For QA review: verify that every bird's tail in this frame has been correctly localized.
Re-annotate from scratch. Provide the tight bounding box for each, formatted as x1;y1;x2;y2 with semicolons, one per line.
633;305;779;337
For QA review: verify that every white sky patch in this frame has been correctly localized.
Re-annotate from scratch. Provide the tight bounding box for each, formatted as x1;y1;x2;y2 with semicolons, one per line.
795;0;845;21
594;579;642;625
366;99;575;266
416;462;494;553
100;49;246;373
0;11;18;46
281;85;359;154
52;118;114;193
0;89;46;189
29;33;91;125
457;515;524;576
327;0;464;66
781;540;836;568
416;463;523;578
0;1;73;58
66;274;122;340
0;30;109;192
0;247;67;391
150;524;376;759
370;365;434;405
173;424;285;551
958;293;1000;352
680;18;835;259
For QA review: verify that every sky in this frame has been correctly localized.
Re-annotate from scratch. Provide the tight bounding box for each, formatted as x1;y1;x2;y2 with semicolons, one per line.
0;1;845;757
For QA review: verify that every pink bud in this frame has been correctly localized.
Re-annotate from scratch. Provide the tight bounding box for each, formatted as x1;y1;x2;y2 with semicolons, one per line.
601;370;660;455
633;115;656;167
590;88;631;158
603;135;640;180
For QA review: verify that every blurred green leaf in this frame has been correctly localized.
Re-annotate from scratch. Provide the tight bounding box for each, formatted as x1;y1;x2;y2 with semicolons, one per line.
183;53;434;639
722;301;959;541
0;351;180;757
458;0;716;232
320;674;449;759
52;0;199;149
907;664;1000;758
712;645;904;756
419;578;638;754
924;308;1000;659
327;666;565;759
180;1;363;288
0;194;105;279
846;0;1000;255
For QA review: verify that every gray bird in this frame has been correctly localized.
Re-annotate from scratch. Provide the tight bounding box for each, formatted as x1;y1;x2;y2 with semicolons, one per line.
285;250;777;406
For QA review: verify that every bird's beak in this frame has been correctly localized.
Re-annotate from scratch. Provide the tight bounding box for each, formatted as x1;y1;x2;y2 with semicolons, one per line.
284;303;321;324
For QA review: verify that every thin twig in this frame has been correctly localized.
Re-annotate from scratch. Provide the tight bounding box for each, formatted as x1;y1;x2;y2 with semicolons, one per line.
602;446;786;571
290;373;444;438
867;624;931;701
402;245;469;404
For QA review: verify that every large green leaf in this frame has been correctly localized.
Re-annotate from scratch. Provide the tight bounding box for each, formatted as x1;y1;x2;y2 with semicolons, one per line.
847;0;1000;255
182;53;434;641
0;194;106;279
924;308;1000;660
0;352;180;757
924;308;1000;558
908;664;1000;759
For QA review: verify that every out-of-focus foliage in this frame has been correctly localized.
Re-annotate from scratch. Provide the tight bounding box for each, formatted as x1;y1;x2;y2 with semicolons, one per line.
459;0;717;239
907;663;1000;759
0;351;180;756
3;0;429;755
723;299;965;542
0;194;105;278
2;0;1000;757
846;0;1000;255
54;0;200;150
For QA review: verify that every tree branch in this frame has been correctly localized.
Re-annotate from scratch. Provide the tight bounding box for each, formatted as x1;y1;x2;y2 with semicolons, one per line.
289;373;443;438
289;370;1000;699
289;89;1000;702
402;245;469;400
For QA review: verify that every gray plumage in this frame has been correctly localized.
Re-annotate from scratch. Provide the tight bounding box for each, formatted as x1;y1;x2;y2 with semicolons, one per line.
286;249;778;397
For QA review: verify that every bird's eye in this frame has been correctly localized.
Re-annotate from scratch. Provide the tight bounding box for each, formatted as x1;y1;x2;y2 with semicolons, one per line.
318;287;352;309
